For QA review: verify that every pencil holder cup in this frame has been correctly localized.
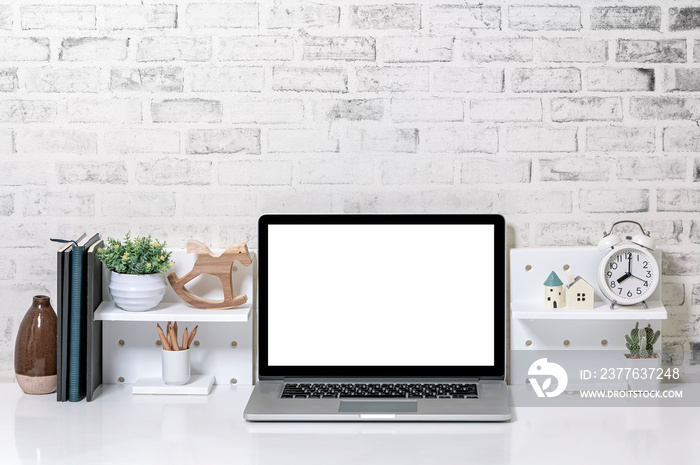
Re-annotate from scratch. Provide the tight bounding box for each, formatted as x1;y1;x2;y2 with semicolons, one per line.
162;349;190;385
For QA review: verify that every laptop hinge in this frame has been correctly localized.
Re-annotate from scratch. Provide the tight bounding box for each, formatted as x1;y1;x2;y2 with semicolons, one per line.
281;377;481;383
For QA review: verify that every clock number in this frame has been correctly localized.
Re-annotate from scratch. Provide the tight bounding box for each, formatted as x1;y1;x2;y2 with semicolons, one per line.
610;263;618;270
627;291;633;298
606;271;612;278
618;288;623;295
617;255;623;262
637;287;642;295
643;281;649;287
646;271;652;278
610;281;616;289
625;252;632;259
643;261;649;269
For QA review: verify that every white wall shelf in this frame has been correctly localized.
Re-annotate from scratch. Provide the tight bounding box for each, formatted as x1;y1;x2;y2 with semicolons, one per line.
99;248;256;389
511;301;666;320
95;301;251;323
509;247;667;389
132;374;215;395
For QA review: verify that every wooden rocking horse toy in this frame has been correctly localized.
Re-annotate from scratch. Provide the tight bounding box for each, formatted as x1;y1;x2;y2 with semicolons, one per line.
167;239;252;310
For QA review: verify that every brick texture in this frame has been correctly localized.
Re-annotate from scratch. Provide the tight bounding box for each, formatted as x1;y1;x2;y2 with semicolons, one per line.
0;69;17;92
616;40;686;63
512;68;581;93
137;37;212;62
669;8;700;31
434;68;503;93
185;3;258;28
272;66;347;92
191;67;264;92
0;5;11;30
471;98;542;122
187;129;260;154
267;2;339;29
429;5;500;30
354;66;429;92
536;39;606;63
586;126;655;152
60;37;129;61
380;37;454;62
664;68;700;92
110;67;183;92
0;100;57;122
21;5;95;30
0;38;49;61
350;5;420;30
591;7;661;30
587;68;654;92
509;6;580;31
103;5;177;30
219;36;294;61
0;0;699;380
551;97;622;122
462;39;532;62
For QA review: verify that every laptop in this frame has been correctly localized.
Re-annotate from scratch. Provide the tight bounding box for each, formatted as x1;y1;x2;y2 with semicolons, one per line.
244;214;512;421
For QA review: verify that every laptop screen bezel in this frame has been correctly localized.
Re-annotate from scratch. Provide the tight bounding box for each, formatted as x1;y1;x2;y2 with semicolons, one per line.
257;214;506;380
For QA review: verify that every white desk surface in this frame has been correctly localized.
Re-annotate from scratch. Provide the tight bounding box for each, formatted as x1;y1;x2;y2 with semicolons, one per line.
1;383;699;465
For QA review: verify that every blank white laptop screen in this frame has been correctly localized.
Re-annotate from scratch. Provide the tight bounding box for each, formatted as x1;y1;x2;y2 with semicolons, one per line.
267;224;495;367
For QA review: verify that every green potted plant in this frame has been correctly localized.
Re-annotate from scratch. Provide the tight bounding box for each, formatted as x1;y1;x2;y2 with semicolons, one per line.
624;322;661;391
98;234;174;311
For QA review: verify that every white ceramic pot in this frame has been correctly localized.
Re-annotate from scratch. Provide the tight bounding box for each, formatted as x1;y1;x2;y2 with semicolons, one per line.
625;354;662;392
162;349;190;385
108;272;167;312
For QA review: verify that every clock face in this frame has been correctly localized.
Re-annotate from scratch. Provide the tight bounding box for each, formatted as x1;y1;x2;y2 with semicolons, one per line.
599;246;658;304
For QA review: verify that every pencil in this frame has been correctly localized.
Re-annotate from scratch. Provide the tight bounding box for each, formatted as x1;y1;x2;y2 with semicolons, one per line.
169;326;180;351
187;325;198;348
173;321;178;342
182;328;189;350
157;323;171;351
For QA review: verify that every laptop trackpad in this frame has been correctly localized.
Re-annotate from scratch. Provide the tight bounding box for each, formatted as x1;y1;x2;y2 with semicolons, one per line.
339;401;417;413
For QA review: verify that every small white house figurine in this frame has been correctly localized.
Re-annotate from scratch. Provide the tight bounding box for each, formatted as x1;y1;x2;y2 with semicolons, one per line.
566;274;595;309
544;271;564;309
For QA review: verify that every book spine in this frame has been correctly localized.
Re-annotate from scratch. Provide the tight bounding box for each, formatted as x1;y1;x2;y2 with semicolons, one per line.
56;249;64;402
86;241;104;402
68;245;85;402
60;249;72;401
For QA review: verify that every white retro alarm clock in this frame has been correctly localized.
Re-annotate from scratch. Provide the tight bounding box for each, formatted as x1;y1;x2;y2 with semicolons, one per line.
597;221;659;309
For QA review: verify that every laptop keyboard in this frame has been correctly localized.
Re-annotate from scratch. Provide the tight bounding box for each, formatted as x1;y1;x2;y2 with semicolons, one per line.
281;383;478;399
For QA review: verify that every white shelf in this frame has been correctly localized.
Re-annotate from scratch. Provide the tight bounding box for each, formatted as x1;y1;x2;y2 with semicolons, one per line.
511;300;667;320
132;374;216;395
95;300;251;322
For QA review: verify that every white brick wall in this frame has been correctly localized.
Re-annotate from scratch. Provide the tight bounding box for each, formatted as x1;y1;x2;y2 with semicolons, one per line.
1;0;699;380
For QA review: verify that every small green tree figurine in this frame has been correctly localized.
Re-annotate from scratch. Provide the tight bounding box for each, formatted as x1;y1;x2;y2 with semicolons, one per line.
625;322;660;359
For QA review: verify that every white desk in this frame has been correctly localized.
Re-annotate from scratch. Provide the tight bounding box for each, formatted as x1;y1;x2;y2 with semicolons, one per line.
1;384;699;465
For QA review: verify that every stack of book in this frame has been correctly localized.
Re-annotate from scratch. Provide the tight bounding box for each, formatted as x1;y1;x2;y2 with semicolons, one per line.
55;233;103;402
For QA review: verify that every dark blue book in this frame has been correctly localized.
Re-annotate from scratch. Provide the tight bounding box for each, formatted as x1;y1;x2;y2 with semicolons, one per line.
86;239;104;402
55;240;73;402
68;233;99;402
53;234;87;402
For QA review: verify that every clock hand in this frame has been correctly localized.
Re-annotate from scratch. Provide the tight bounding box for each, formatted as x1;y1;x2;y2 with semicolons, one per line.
628;254;632;275
617;273;631;284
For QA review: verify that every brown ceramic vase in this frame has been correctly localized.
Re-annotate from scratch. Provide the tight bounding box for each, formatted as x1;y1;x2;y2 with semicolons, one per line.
14;295;58;395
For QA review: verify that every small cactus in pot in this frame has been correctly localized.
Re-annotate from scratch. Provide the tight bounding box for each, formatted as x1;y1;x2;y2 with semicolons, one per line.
625;322;660;359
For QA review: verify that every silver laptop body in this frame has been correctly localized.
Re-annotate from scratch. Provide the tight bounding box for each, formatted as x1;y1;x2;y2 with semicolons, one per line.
244;214;512;422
